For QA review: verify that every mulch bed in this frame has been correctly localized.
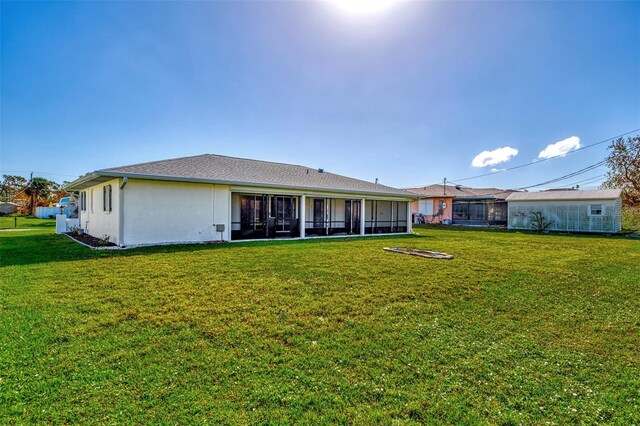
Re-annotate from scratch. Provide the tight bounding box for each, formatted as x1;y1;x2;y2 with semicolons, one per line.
64;232;117;248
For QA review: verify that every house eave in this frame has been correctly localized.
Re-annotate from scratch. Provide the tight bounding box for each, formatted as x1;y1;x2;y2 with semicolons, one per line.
507;197;620;202
455;195;506;201
64;173;113;191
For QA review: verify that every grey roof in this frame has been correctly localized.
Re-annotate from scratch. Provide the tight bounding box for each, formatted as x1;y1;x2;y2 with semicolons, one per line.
405;184;515;199
506;189;622;202
66;154;413;197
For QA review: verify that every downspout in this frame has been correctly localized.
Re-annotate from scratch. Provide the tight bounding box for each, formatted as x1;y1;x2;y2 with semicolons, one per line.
119;177;128;246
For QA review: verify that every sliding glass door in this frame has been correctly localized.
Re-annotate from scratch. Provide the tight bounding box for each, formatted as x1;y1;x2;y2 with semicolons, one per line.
271;196;296;234
345;200;361;234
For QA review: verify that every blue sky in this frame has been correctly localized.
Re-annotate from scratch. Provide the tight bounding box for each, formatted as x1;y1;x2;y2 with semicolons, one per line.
1;1;639;189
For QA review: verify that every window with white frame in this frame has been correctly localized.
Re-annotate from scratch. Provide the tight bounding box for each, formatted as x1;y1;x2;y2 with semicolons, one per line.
80;191;86;211
103;185;112;212
589;204;603;216
418;199;433;215
90;189;94;212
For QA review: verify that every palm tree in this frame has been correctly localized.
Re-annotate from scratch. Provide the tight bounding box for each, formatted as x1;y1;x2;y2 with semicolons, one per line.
23;177;54;216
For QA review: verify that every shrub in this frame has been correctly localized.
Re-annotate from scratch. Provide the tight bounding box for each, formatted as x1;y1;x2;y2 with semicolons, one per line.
98;234;111;246
529;211;552;232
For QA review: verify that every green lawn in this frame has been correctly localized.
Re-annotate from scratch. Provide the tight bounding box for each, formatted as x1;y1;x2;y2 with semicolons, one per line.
1;226;639;424
0;216;55;229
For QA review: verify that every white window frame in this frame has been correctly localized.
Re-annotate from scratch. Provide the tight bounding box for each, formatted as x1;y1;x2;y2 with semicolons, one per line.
418;199;433;216
90;189;94;213
589;204;603;216
80;191;86;211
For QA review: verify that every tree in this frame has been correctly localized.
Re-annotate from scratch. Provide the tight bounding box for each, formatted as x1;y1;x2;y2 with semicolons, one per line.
530;211;552;232
23;177;59;215
0;175;27;202
602;135;640;206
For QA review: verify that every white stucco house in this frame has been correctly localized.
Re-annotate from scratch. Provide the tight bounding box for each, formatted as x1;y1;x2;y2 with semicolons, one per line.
65;154;414;246
506;189;623;233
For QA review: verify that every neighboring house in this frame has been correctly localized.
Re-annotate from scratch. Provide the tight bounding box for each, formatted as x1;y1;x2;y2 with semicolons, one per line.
406;184;514;226
405;185;456;224
0;201;18;215
65;154;414;246
506;189;623;233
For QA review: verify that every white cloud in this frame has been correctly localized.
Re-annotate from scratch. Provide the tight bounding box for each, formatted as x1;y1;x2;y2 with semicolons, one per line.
490;167;505;172
537;136;581;159
471;146;519;168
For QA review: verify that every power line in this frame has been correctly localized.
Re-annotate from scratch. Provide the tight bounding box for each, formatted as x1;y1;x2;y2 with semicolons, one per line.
429;160;608;200
562;173;607;188
517;161;605;191
414;128;639;188
0;170;79;178
450;128;638;183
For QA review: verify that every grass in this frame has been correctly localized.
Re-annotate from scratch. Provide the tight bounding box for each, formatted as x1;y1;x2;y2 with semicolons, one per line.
0;216;55;229
1;226;639;424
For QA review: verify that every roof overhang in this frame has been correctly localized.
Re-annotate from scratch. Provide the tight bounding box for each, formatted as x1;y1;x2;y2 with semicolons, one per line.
64;172;118;191
506;189;623;202
506;196;621;202
455;195;505;201
65;171;415;199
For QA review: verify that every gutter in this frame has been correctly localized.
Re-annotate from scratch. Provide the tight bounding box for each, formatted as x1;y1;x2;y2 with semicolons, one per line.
118;177;127;246
63;172;102;191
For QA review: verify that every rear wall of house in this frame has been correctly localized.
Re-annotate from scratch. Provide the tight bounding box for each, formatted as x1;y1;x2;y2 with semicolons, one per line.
122;179;231;245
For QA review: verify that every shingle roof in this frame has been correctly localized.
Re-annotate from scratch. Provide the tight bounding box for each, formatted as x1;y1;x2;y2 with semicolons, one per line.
506;189;623;202
405;184;514;199
68;154;412;197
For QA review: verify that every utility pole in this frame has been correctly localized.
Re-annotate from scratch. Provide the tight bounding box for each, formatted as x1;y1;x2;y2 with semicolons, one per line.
443;178;447;196
29;172;35;216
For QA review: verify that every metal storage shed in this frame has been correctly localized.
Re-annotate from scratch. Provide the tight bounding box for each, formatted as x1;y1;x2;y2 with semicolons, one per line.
506;189;623;233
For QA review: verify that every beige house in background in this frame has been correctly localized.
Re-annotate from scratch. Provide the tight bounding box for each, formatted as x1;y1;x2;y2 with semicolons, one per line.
65;154;414;247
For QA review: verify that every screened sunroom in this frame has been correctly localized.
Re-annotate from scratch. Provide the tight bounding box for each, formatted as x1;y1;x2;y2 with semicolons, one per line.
231;193;301;240
231;193;411;240
452;197;508;226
